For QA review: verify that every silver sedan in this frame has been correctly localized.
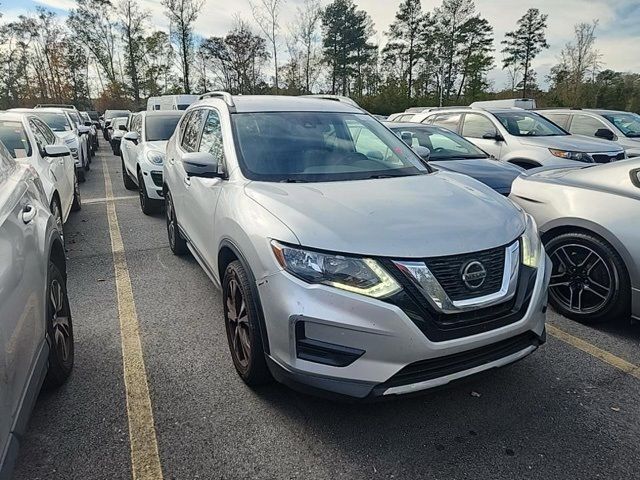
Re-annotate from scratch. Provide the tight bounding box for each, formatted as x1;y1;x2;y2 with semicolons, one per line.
510;159;640;323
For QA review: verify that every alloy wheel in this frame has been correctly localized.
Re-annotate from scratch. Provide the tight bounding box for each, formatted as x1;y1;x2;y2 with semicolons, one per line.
548;243;614;315
225;273;251;369
49;278;72;364
166;194;175;249
138;172;146;211
52;200;64;242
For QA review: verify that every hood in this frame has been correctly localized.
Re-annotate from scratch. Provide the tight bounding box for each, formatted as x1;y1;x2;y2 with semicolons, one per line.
517;134;622;153
145;140;168;152
245;172;525;258
430;159;522;194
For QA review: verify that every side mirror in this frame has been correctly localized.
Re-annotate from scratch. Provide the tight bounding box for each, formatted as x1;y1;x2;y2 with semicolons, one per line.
44;144;71;158
78;126;90;135
413;146;431;161
595;128;615;141
123;131;139;144
84;121;93;127
400;131;413;144
482;131;504;141
119;124;128;131
182;152;221;178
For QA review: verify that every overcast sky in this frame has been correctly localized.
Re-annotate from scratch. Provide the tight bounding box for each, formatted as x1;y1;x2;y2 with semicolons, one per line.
2;0;639;90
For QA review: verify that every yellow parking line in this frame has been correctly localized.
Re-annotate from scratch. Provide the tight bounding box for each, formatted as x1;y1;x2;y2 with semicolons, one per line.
102;155;164;480
547;324;640;380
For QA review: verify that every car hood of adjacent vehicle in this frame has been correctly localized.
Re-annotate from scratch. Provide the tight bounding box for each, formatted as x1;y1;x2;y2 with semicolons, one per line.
430;158;522;194
244;172;525;258
517;134;622;153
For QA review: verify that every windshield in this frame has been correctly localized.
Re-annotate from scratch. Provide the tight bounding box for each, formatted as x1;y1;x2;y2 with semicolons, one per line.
0;121;33;158
602;112;640;137
390;126;487;160
35;112;72;132
106;110;131;120
232;112;428;182
145;115;182;141
493;112;567;137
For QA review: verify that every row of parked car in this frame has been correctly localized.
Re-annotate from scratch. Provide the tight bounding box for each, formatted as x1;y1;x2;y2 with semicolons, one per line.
2;93;639;477
105;93;639;401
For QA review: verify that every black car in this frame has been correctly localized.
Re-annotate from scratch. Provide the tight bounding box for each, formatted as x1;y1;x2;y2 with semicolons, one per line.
386;122;524;195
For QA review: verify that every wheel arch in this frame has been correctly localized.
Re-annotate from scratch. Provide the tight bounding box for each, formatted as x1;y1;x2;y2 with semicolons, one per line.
541;219;635;287
49;233;67;283
218;239;271;355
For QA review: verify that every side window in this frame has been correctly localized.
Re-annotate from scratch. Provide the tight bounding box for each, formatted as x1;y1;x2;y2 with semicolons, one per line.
461;114;496;138
199;110;224;163
133;115;143;138
543;113;570;129
430;113;461;132
181;109;206;152
28;119;48;154
32;118;56;145
570;115;606;137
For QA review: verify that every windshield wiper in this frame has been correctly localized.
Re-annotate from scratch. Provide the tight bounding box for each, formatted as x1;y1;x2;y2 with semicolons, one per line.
279;178;306;183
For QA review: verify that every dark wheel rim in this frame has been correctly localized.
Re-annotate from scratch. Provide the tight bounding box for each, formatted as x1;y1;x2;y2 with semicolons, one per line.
166;193;176;249
549;243;614;314
138;173;146;210
225;273;251;369
49;278;72;364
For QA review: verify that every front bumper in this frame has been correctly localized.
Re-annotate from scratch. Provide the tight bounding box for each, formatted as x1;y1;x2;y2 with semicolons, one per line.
140;167;164;200
258;249;551;399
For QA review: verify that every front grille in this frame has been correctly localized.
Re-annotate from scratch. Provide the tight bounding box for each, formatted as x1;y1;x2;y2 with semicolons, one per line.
375;331;541;391
592;152;625;163
424;246;505;301
150;171;163;187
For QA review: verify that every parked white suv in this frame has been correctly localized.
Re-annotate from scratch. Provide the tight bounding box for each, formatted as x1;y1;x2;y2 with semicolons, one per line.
163;93;550;399
411;107;626;169
538;109;640;158
0;111;79;239
121;110;184;214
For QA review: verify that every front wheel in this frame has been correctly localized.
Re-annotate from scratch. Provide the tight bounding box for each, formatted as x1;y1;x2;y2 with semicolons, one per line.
50;197;64;243
165;190;188;255
138;170;161;215
43;261;74;389
122;158;136;190
223;261;272;386
546;232;630;323
71;174;82;212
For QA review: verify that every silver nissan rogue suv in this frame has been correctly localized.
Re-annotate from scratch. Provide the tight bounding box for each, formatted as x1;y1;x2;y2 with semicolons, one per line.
163;93;551;399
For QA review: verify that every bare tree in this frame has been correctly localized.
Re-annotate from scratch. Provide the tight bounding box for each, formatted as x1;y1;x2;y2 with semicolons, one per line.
249;0;285;93
161;0;205;93
118;0;149;104
290;0;322;93
559;20;601;104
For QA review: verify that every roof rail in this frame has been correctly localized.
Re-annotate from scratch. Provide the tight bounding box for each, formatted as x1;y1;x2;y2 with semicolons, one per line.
301;94;361;109
199;91;235;108
34;104;77;109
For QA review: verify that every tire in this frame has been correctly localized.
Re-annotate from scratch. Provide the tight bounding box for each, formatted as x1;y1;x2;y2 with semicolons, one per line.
165;190;188;255
546;231;630;323
71;174;82;212
138;170;161;215
122;158;137;190
43;261;74;389
50;197;64;243
77;167;86;183
223;260;272;386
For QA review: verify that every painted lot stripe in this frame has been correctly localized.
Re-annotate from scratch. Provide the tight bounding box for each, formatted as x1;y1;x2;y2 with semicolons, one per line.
548;324;640;381
84;195;138;205
102;155;164;480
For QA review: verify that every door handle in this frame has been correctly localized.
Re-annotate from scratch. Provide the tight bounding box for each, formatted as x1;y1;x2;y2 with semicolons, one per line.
183;176;191;187
22;205;37;224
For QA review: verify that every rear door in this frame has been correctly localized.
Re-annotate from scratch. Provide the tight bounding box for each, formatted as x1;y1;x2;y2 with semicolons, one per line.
461;113;503;158
0;157;46;462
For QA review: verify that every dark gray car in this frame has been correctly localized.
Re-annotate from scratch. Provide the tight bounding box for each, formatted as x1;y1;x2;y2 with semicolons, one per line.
0;142;74;479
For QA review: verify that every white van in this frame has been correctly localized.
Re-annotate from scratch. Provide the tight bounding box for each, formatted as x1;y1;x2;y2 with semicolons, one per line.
470;98;537;110
147;95;199;111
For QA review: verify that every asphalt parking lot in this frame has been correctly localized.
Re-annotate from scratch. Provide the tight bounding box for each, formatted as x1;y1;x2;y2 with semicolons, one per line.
11;145;640;480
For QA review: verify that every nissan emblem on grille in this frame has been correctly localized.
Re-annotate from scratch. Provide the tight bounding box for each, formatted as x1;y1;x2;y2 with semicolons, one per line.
461;261;487;290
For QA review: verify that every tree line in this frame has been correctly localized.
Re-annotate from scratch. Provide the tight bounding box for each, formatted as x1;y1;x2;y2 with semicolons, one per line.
0;0;639;114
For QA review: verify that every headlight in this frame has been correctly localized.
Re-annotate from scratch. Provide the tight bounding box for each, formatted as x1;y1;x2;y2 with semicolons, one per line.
146;151;165;165
549;149;594;163
520;214;542;268
271;241;401;299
